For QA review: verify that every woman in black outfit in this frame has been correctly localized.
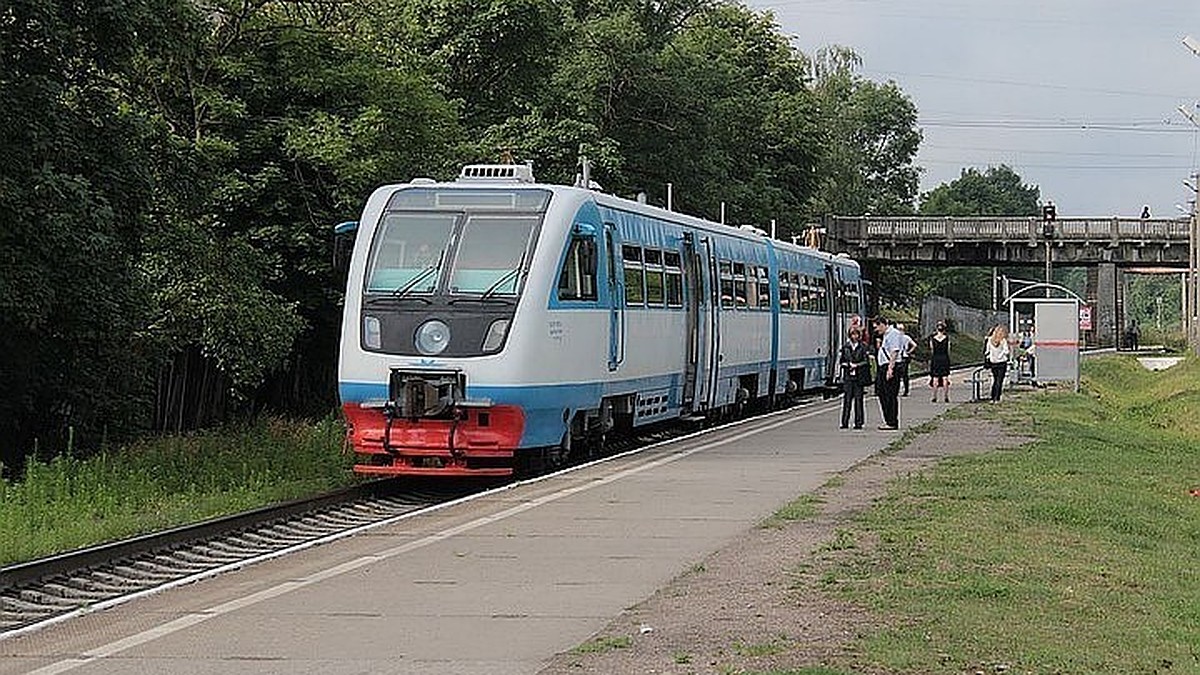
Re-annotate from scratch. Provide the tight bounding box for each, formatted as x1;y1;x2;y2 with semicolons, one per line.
928;321;951;402
839;325;871;429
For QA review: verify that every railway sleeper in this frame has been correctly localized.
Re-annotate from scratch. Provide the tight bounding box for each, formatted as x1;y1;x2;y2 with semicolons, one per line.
127;559;193;576
147;553;220;572
41;582;111;602
206;537;277;553
60;578;137;596
17;589;81;608
89;569;156;588
1;594;61;614
110;564;180;582
168;548;243;566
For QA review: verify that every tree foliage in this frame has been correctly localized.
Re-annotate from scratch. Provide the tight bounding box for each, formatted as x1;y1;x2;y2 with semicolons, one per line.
809;46;922;217
919;165;1040;217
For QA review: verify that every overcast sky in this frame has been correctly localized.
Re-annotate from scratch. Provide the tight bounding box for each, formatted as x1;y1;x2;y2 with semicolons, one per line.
742;0;1200;218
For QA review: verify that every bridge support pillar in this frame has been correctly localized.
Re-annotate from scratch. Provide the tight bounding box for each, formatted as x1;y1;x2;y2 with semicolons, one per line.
1087;263;1120;348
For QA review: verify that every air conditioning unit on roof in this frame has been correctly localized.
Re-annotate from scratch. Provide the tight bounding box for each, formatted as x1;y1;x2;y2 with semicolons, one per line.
457;164;535;183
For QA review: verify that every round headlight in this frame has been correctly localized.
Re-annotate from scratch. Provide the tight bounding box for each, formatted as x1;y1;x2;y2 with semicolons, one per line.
415;319;451;355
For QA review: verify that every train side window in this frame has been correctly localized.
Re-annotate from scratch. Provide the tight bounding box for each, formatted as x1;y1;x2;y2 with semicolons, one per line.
817;281;828;313
756;266;771;308
732;262;747;309
663;251;683;307
623;244;645;306
644;248;665;306
719;261;734;308
779;271;793;312
557;236;598;301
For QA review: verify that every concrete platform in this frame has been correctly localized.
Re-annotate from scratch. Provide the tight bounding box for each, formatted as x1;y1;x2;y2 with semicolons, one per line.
2;390;958;675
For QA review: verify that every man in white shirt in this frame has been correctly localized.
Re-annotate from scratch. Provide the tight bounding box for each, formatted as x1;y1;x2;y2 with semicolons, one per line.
895;323;918;397
872;316;904;430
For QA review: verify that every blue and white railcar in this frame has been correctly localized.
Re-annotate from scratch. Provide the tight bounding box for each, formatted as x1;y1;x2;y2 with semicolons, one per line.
337;165;864;476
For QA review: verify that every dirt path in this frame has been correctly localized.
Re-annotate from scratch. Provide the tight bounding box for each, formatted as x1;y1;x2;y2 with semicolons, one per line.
538;405;1034;674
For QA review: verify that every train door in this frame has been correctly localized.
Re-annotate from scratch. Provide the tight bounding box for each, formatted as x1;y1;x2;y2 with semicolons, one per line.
682;233;700;408
605;222;625;371
823;265;844;386
682;233;719;413
701;237;721;408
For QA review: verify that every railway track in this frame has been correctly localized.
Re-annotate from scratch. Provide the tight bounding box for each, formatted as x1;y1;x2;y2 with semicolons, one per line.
0;479;487;639
0;394;826;641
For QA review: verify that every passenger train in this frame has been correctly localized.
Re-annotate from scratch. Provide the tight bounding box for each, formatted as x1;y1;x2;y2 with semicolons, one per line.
336;164;866;477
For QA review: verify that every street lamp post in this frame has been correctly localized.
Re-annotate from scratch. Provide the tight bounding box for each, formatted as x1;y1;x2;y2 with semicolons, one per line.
1191;175;1200;353
1182;36;1199;352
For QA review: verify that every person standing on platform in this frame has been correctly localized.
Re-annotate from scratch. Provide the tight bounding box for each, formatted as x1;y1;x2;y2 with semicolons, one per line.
984;324;1011;403
895;323;918;397
872;316;903;430
928;321;951;402
838;325;870;430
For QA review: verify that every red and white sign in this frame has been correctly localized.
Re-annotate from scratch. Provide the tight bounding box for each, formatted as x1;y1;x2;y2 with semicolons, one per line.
1078;305;1092;331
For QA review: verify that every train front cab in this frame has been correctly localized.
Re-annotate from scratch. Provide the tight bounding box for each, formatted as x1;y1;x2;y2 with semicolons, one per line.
338;172;554;477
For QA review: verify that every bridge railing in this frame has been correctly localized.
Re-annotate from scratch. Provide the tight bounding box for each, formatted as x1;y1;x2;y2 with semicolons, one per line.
827;216;1190;244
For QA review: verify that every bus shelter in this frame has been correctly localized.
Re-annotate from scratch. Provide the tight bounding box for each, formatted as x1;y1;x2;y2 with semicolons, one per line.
1003;283;1081;393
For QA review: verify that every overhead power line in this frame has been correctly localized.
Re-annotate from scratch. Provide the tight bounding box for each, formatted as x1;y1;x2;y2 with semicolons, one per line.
920;143;1192;159
917;120;1197;134
864;69;1182;100
919;158;1197;170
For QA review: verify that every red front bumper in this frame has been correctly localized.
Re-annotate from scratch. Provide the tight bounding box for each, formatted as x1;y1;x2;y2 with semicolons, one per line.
341;403;525;477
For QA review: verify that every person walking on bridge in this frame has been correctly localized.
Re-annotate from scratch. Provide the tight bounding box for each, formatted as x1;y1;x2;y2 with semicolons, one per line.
872;316;903;430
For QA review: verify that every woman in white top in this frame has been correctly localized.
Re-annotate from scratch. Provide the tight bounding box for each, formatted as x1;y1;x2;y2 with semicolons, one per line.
984;324;1011;402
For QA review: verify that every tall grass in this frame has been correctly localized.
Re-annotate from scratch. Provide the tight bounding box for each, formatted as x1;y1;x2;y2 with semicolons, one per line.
825;356;1200;673
0;416;357;566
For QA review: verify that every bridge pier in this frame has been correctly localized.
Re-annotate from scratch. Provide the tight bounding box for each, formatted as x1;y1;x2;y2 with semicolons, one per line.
1086;263;1122;348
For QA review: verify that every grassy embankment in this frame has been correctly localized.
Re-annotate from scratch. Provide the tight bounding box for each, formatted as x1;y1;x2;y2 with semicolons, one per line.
0;417;358;566
818;355;1200;673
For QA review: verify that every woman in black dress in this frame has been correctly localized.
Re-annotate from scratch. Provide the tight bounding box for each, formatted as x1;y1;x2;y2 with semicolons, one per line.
928;321;951;402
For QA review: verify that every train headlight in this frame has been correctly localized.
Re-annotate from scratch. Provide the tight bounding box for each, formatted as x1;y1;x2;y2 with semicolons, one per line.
415;319;451;355
482;319;510;353
363;316;382;349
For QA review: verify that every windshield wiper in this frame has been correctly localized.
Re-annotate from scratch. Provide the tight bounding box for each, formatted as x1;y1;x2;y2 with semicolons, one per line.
365;255;444;306
478;253;527;301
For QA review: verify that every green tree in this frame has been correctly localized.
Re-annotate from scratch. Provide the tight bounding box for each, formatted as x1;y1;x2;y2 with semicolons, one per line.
0;0;167;467
808;46;922;217
127;0;463;419
489;1;823;228
919;165;1039;217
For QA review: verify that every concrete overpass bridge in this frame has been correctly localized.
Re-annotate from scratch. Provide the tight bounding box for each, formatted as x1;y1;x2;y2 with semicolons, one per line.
822;215;1193;347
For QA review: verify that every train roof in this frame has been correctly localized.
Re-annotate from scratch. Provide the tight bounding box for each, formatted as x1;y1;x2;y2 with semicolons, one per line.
375;165;859;269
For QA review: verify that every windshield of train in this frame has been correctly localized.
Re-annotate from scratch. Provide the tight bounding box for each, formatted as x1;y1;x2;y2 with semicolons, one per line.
363;188;551;299
448;214;539;296
364;212;456;294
